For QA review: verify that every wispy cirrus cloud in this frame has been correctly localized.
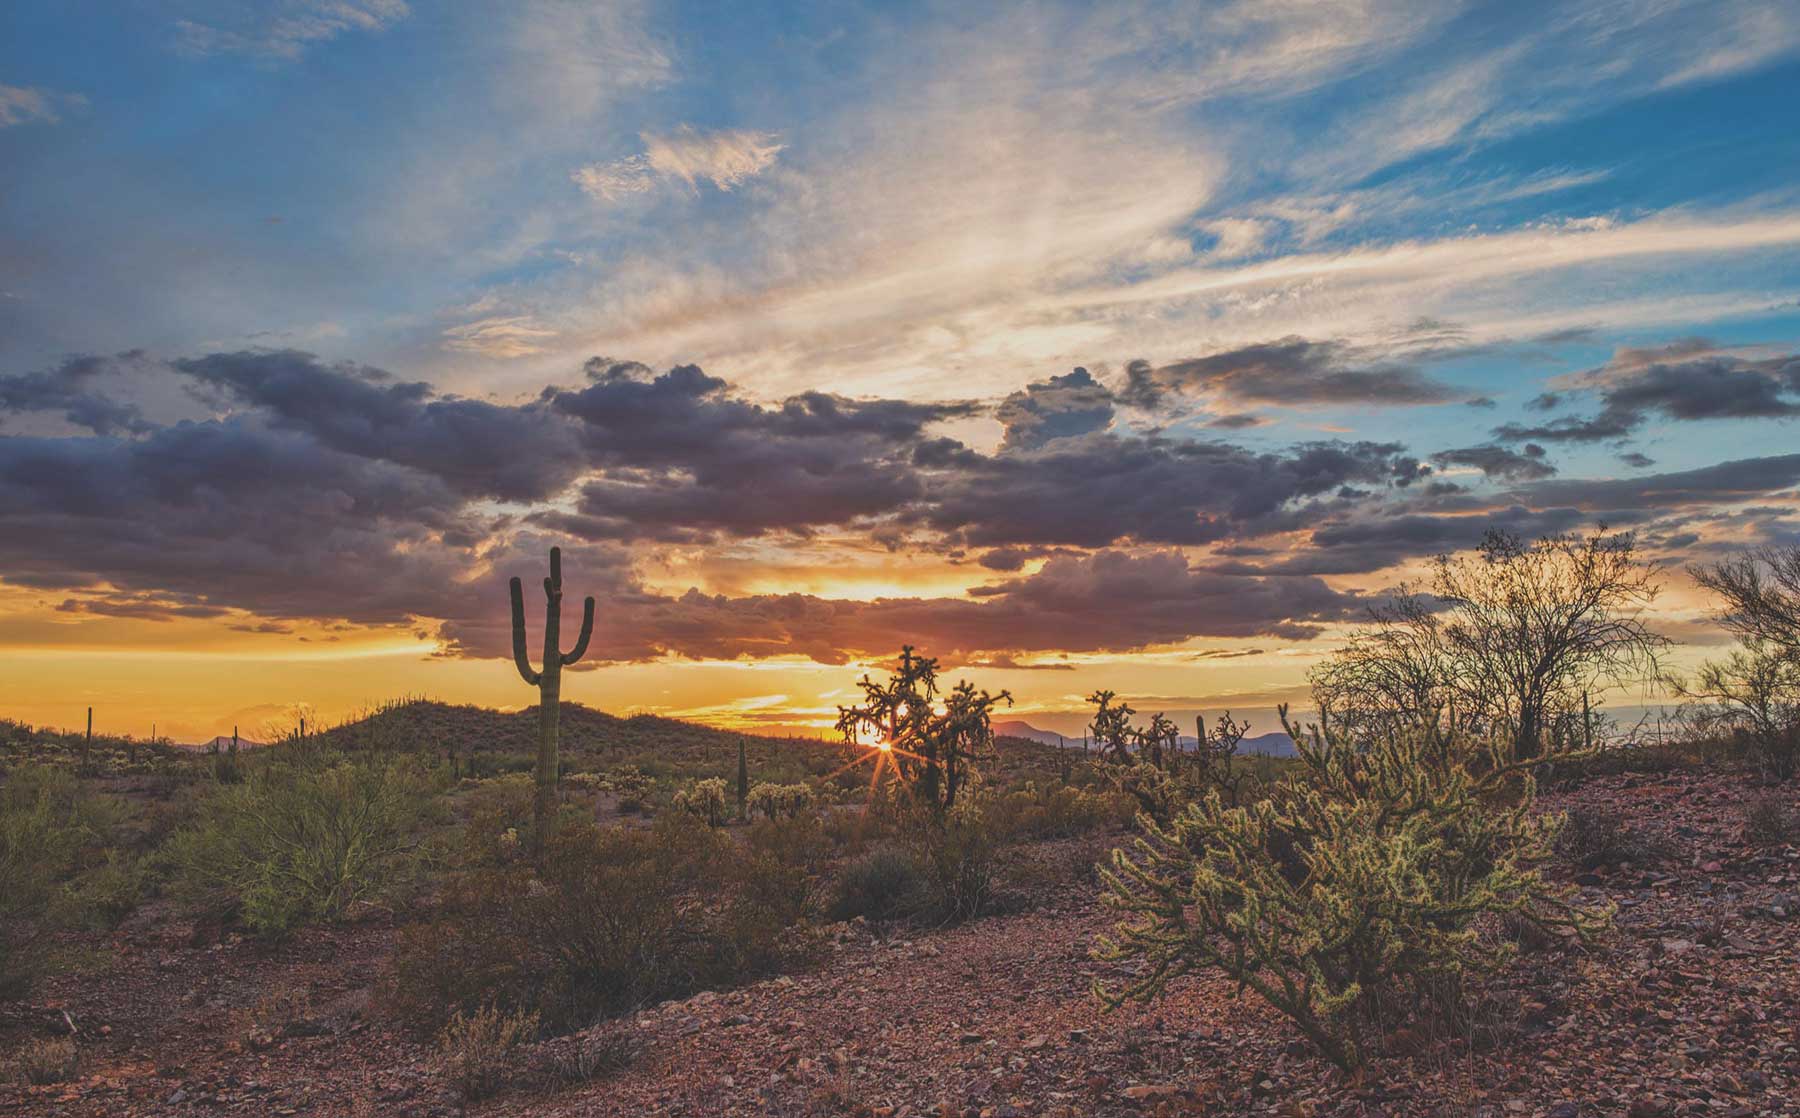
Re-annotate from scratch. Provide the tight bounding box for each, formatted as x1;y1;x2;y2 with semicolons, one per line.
172;1;410;59
573;126;785;203
0;83;85;127
442;315;559;359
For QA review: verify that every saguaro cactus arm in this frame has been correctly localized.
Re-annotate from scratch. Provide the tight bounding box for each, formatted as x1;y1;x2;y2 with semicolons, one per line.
562;595;596;665
508;576;542;685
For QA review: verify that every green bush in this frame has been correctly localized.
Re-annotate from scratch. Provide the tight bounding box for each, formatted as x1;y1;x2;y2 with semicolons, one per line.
165;749;438;938
387;812;810;1034
912;798;1001;922
1;765;117;998
1096;713;1608;1070
828;847;923;923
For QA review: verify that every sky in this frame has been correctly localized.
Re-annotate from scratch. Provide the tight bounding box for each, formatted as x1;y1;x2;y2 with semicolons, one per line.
2;0;1799;743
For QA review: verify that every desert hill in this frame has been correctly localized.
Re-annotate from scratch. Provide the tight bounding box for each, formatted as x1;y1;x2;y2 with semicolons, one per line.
314;698;1069;785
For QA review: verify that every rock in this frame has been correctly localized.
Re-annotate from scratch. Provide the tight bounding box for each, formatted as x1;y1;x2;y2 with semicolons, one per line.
960;1032;985;1045
1121;1084;1179;1101
1547;1103;1579;1118
1021;1034;1050;1050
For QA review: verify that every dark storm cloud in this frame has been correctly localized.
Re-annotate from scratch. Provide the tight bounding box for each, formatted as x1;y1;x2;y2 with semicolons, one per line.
993;366;1115;450
0;420;487;624
538;359;977;541
1270;452;1800;577
0;351;154;436
913;436;1426;548
1510;453;1800;512
1431;442;1556;481
1491;412;1639;443
8;343;1791;667
1492;342;1800;445
1122;337;1461;410
175;350;589;502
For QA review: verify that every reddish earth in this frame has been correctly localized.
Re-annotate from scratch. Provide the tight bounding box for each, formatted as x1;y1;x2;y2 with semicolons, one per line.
3;769;1796;1117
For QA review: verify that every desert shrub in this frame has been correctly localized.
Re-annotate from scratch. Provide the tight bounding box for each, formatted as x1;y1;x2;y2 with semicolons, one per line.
828;846;923;923
670;777;729;827
989;782;1134;840
438;1004;539;1101
746;781;814;821
4;1036;78;1085
1096;713;1608;1070
165;749;438;938
246;985;315;1042
388;812;808;1034
1744;794;1796;846
535;1023;642;1084
912;799;1002;923
1553;807;1668;869
65;850;147;931
1;765;118;998
746;809;830;873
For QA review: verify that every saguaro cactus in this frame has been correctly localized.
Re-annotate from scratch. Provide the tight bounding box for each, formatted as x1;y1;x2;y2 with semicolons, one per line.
736;737;749;820
509;546;596;853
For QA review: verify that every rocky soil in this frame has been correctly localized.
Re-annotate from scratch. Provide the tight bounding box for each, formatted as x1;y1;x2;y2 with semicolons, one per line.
3;769;1796;1117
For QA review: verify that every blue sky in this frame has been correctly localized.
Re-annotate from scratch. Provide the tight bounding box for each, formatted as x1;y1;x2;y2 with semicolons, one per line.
3;1;1800;737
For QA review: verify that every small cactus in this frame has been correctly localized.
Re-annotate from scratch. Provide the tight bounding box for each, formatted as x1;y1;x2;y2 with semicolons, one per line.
509;546;597;854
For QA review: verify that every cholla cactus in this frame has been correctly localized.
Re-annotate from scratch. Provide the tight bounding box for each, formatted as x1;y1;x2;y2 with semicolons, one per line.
834;647;1010;811
1086;690;1136;763
671;777;730;827
746;782;814;821
1095;706;1609;1070
509;546;596;854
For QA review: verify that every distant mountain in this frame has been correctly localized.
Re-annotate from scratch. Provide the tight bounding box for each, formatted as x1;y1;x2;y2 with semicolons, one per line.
991;719;1069;747
993;720;1297;757
183;734;269;753
1238;731;1298;758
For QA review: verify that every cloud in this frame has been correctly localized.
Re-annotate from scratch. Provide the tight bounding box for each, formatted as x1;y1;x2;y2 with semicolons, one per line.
173;1;410;59
0;351;155;435
1431;442;1556;481
437;548;1366;665
442;315;559;359
994;367;1115;450
1121;337;1463;411
173;349;592;503
573;126;785;203
0;84;86;128
1493;341;1800;443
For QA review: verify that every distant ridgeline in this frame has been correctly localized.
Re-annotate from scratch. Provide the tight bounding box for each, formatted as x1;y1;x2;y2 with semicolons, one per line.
991;718;1299;758
311;698;1069;785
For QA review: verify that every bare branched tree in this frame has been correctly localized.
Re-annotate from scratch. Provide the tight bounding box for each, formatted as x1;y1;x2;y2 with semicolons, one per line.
1694;546;1800;655
1686;545;1800;780
1313;527;1667;760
